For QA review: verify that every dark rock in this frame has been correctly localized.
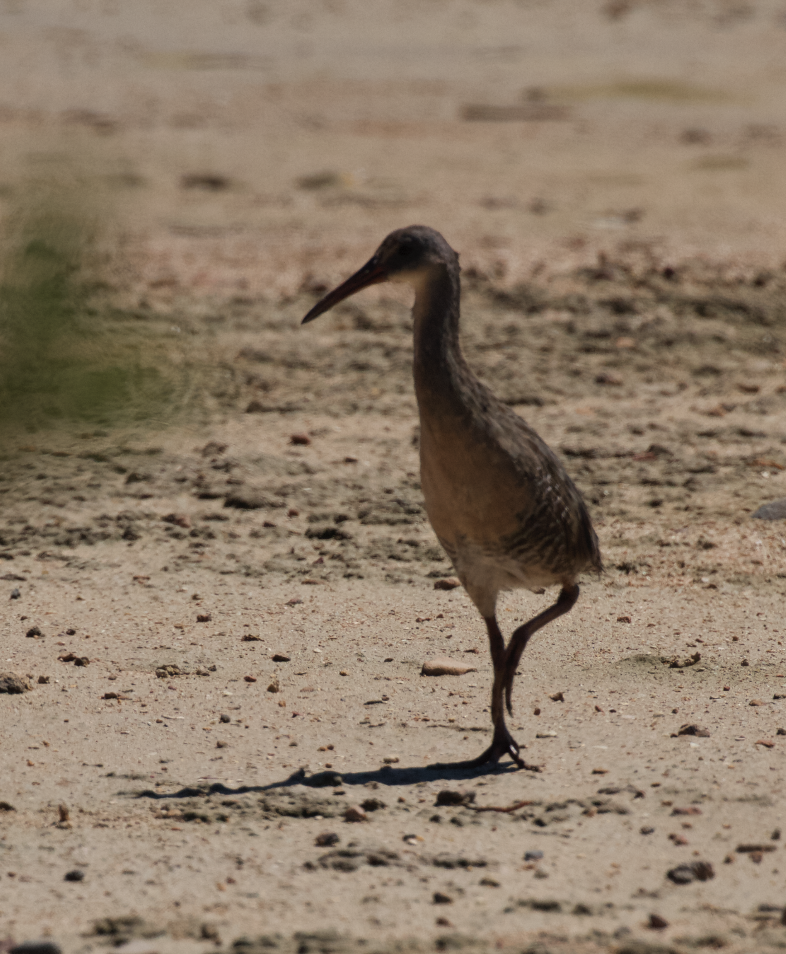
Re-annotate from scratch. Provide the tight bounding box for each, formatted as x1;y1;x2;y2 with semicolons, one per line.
666;860;714;884
435;790;475;807
0;672;32;694
64;869;85;882
752;498;786;520
315;832;339;847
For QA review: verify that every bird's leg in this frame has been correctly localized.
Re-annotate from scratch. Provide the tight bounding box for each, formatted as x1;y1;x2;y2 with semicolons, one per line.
465;616;528;768
502;583;580;716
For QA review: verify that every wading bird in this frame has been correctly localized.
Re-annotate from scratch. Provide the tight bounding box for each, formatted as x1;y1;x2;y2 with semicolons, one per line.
302;226;601;767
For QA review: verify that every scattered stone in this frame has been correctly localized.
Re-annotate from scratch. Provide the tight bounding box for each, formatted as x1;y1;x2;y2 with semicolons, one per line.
0;801;17;811
267;676;280;693
421;657;477;676
524;850;544;862
344;805;367;823
640;826;655;835
647;914;669;930
0;672;32;694
433;892;453;905
156;665;183;678
668;652;701;669
672;723;710;737
10;588;21;600
272;653;291;662
219;713;231;724
479;877;500;887
436;790;475;807
37;675;49;685
549;691;565;702
595;371;623;386
225;492;278;510
315;832;339;847
197;613;212;623
242;634;261;642
216;740;228;749
672;806;701;816
162;513;191;528
25;626;43;638
616;615;632;623
736;843;776;854
244;675;257;683
290;433;311;446
433;578;460;591
382;755;399;764
667;860;714;884
752;498;786;520
755;738;775;748
361;798;386;812
64;869;85;882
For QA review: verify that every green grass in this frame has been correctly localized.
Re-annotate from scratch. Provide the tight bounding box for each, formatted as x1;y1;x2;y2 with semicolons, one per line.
0;193;186;433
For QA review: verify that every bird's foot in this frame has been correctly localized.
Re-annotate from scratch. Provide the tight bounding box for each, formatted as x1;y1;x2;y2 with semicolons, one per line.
466;724;540;771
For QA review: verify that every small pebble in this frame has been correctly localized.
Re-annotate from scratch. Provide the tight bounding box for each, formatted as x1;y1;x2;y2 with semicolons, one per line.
647;914;669;930
37;675;49;685
290;433;311;446
272;653;291;662
344;805;367;823
433;578;460;591
382;755;399;764
421;656;477;676
524;850;543;862
197;613;212;623
433;892;453;904
244;675;257;683
10;588;21;600
315;832;339;847
267;677;280;693
64;869;84;882
436;790;475;807
667;861;714;884
26;626;43;638
219;713;231;723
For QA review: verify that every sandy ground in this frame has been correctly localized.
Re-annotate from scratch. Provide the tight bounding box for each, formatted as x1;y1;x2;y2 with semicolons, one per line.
2;2;786;953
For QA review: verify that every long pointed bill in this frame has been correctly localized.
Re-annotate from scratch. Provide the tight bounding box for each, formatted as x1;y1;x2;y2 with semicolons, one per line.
301;256;387;324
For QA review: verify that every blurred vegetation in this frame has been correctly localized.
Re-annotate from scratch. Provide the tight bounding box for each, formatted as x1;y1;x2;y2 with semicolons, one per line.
0;187;184;433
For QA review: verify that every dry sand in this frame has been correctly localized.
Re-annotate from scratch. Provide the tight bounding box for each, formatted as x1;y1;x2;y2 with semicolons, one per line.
1;3;786;953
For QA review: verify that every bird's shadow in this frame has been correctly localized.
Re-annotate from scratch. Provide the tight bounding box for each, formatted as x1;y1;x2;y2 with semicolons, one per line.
133;758;524;801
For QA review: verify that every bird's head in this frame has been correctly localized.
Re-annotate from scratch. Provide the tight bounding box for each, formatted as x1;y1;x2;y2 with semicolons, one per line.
302;225;457;324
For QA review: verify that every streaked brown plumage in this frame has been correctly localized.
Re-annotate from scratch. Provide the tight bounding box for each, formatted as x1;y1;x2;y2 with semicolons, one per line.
302;225;601;767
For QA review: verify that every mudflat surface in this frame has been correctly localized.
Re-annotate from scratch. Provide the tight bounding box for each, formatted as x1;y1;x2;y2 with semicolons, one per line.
1;3;786;954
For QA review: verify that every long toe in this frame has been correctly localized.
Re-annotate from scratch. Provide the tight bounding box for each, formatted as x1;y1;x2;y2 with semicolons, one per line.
465;723;531;769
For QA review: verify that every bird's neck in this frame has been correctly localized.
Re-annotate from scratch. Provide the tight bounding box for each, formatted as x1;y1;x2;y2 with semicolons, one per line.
411;263;468;400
